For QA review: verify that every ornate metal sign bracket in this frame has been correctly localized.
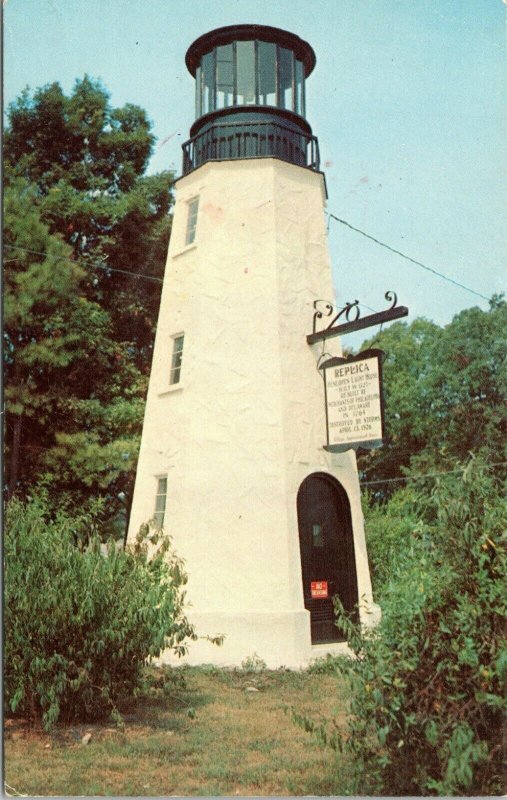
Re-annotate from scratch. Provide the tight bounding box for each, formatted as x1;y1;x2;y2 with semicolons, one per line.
307;291;408;344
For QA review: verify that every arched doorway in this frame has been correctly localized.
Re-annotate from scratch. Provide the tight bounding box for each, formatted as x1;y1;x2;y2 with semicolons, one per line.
297;473;358;644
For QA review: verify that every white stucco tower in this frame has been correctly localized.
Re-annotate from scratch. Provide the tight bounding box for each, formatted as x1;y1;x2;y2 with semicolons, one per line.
128;25;378;667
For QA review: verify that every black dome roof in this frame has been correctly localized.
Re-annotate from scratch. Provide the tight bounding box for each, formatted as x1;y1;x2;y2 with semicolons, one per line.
185;24;316;77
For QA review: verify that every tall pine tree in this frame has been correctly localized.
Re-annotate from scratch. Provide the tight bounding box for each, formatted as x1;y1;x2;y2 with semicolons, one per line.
4;77;174;534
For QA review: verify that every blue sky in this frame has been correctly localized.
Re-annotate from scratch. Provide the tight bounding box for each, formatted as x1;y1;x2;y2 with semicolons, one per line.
4;0;506;343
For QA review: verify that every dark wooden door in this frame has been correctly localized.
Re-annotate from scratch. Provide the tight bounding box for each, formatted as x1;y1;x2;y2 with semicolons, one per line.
297;473;358;643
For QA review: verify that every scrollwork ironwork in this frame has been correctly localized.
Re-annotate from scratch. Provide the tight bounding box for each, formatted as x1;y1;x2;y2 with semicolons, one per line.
385;291;398;310
313;300;334;328
312;292;400;335
312;299;359;333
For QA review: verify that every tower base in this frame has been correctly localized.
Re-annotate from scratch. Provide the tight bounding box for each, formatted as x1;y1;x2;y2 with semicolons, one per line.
159;601;380;669
161;609;312;669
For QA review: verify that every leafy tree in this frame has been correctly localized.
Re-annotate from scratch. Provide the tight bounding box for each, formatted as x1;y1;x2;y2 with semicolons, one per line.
361;485;420;593
357;299;507;492
300;461;506;795
296;303;506;794
4;78;174;528
5;76;173;368
4;494;196;730
416;297;507;470
4;177;145;530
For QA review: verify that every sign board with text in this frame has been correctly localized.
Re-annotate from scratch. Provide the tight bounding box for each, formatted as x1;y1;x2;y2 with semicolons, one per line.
320;349;386;453
311;581;328;599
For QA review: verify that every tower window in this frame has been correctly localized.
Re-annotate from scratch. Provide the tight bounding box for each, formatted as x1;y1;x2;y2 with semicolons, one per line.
154;475;167;529
170;334;184;385
312;524;324;548
185;197;199;245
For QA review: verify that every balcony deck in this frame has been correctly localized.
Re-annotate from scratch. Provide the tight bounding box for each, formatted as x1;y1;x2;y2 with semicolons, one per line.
182;118;320;175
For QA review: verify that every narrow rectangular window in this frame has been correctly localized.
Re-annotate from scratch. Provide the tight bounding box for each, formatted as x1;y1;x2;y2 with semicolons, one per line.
258;41;276;105
154;476;167;529
279;47;294;110
312;524;324;548
236;40;256;105
295;59;304;115
216;43;234;108
170;334;184;385
202;51;215;113
185;197;199;245
195;65;202;117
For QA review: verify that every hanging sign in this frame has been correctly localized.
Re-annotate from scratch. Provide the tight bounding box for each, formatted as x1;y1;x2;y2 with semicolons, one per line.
319;349;386;453
311;581;328;599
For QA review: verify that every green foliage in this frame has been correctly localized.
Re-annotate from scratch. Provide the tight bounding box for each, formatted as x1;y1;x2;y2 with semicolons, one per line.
4;495;196;730
240;653;267;673
328;461;506;795
301;300;507;794
306;654;348;675
357;299;507;492
4;179;143;533
4;77;174;528
362;485;420;593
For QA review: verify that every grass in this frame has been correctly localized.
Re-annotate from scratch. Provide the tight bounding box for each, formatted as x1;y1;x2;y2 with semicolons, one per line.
4;663;350;796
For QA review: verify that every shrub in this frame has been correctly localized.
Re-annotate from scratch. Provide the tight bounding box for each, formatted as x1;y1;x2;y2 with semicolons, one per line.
314;461;506;795
362;485;420;595
4;495;196;729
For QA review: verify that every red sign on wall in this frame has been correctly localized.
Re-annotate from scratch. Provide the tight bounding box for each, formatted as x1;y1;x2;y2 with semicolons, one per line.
311;581;328;599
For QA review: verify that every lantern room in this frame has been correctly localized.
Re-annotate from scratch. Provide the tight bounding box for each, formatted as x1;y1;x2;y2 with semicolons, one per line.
183;24;320;174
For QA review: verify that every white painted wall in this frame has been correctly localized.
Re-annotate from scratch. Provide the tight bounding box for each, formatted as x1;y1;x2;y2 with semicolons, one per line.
127;157;379;668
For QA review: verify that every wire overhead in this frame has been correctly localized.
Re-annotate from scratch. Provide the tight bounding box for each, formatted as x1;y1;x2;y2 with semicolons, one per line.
327;213;491;302
359;461;507;488
5;217;495;301
3;244;164;284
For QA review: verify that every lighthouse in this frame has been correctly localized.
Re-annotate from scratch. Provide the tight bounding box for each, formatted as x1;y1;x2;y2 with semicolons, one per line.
127;24;379;667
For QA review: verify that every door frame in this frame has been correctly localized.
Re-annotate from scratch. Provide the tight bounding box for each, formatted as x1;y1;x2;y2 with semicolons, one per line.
297;471;359;643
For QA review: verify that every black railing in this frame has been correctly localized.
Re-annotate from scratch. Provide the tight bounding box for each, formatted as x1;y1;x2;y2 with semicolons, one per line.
182;119;320;175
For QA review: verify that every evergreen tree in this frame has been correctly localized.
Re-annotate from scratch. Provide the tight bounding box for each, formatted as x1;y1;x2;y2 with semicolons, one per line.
5;76;173;368
4;78;174;532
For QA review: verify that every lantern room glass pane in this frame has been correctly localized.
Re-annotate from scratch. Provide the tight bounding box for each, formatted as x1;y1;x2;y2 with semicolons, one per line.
258;41;276;105
236;40;256;105
202;51;215;113
216;43;234;109
295;59;304;115
279;47;294;110
195;65;202;117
